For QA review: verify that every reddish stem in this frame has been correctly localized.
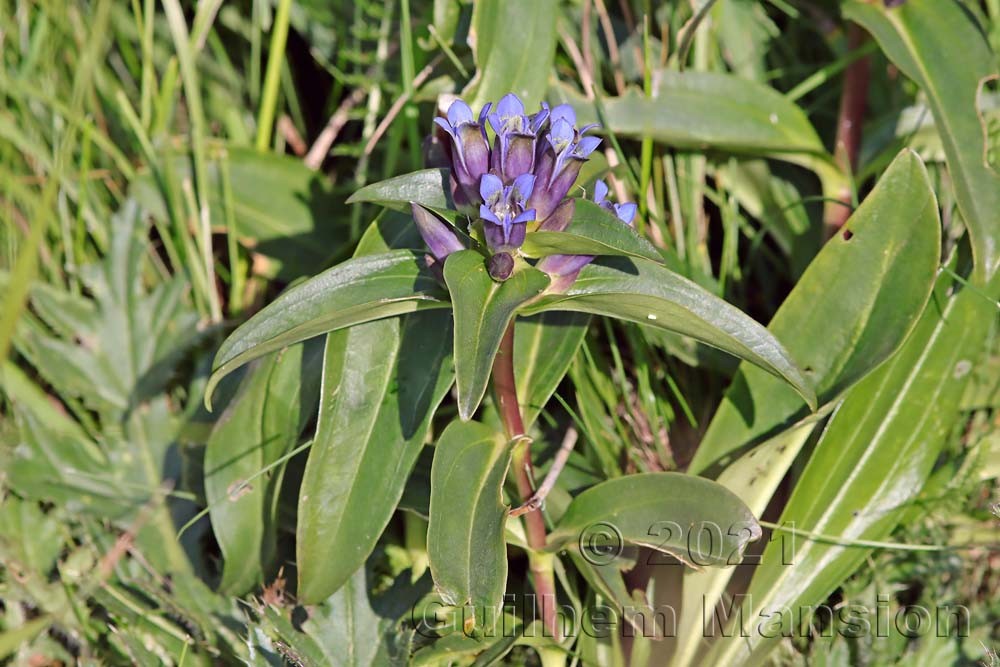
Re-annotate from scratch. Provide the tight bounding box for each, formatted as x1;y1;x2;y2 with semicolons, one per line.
827;24;871;232
493;322;560;639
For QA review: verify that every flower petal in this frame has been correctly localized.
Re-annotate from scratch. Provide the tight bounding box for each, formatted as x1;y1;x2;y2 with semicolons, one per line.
550;104;576;128
447;99;474;126
478;102;493;126
433;116;456;135
573;135;602;158
614;202;638;226
496;93;525;119
593;179;609;204
479;173;504;204
512;173;536;202
479;203;501;226
513;208;536;225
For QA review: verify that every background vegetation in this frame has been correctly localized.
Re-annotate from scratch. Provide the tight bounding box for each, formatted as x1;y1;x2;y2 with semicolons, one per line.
0;0;998;665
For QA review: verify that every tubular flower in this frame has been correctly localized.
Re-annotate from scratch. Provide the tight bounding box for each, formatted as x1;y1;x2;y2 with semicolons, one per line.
479;173;536;252
593;180;637;226
536;180;635;292
434;99;492;201
527;105;602;221
425;94;614;283
487;94;549;183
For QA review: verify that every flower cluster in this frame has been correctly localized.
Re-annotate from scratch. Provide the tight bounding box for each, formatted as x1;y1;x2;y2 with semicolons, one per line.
414;93;635;286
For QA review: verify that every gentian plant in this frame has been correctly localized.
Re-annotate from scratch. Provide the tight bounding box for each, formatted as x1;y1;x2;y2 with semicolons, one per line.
205;94;816;658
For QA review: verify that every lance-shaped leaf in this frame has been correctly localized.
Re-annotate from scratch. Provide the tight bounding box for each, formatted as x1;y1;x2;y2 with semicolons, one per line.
514;312;590;430
463;0;559;110
521;200;662;263
347;168;455;212
444;250;550;420
427;420;511;622
688;149;941;475
205;342;321;594
547;473;761;567
706;270;996;666
297;311;454;603
845;0;1000;282
521;258;816;409
206;250;449;409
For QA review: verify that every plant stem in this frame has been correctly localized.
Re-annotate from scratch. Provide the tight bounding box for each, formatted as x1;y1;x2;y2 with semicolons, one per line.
827;23;871;232
493;322;561;640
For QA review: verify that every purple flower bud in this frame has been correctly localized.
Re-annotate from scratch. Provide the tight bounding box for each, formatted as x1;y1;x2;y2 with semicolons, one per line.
536;253;594;293
479;173;536;251
488;252;515;281
434;99;492;201
411;202;465;262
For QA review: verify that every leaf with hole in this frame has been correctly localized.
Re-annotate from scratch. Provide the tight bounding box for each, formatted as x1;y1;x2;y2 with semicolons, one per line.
689;149;942;475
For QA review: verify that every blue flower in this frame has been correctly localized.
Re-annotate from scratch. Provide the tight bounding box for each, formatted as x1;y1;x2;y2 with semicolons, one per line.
536;179;636;292
593;180;637;225
479;173;536;251
487;93;549;183
434;99;492;202
528;105;602;221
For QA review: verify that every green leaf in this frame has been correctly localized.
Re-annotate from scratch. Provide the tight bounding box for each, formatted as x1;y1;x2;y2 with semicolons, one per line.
347;168;455;211
705;272;996;666
845;0;1000;282
672;424;816;667
521;200;663;263
514;312;590;430
205;342;319;593
131;145;346;279
427;420;511;619
206;249;449;409
584;71;825;154
463;0;559;110
252;564;425;666
547;473;761;567
296;311;455;603
444;250;550;420
552;71;846;206
689;149;942;475
521;257;816;410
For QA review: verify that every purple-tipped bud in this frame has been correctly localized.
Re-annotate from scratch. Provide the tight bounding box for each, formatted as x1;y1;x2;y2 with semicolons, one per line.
435;98;492;202
411;202;464;262
536;253;594;293
488;252;515;281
